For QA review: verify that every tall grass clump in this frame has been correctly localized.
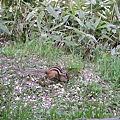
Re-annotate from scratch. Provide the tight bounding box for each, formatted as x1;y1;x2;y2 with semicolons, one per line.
99;53;120;84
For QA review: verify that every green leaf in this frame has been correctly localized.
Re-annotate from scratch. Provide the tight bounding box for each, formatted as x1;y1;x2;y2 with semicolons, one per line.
116;45;120;55
46;6;59;19
65;26;96;42
40;11;45;19
63;39;77;46
98;23;116;29
105;10;111;17
79;10;85;20
65;26;84;35
49;23;63;31
74;0;85;9
101;35;113;42
94;17;101;29
86;34;97;42
41;33;47;38
63;15;70;24
22;1;33;11
19;23;23;32
26;11;35;21
49;15;69;31
111;47;116;55
37;16;41;32
0;8;4;13
0;23;9;34
98;12;107;19
112;29;116;34
86;21;94;30
75;17;85;27
116;45;120;51
65;26;97;42
74;0;81;9
114;4;120;21
53;35;61;41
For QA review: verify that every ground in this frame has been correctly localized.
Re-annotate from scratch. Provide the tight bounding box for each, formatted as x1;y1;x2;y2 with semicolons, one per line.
0;54;120;119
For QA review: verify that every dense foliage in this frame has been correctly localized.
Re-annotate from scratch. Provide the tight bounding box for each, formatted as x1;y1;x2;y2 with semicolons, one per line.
0;1;120;119
0;0;120;56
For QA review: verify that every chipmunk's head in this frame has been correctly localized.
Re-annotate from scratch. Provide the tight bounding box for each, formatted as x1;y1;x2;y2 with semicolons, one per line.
60;71;69;82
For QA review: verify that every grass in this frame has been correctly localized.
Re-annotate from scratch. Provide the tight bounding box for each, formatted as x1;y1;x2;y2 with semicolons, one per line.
99;54;120;84
0;40;120;120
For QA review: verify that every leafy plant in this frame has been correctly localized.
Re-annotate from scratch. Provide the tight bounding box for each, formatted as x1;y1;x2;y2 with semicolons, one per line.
0;0;120;56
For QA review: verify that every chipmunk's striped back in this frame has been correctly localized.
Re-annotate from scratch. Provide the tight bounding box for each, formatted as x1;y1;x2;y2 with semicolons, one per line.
46;66;69;80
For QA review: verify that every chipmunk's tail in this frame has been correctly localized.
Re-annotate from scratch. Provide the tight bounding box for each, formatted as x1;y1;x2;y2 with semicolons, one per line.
17;68;45;75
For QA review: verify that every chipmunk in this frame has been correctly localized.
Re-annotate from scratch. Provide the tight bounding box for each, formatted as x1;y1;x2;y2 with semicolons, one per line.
18;66;69;82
